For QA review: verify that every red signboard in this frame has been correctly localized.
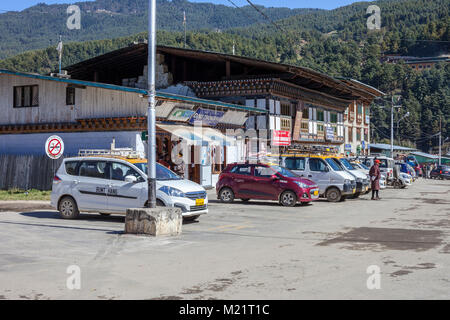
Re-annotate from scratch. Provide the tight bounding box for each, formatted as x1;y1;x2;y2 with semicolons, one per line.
272;130;291;146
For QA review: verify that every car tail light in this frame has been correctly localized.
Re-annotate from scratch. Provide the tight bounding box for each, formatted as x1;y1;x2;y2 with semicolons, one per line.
53;175;61;182
440;171;443;174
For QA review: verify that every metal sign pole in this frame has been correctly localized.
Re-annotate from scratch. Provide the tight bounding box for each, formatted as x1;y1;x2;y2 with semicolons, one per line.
147;0;157;208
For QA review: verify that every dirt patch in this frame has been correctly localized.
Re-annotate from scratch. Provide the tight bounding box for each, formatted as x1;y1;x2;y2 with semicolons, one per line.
420;198;450;205
411;219;450;228
439;244;450;254
420;190;450;195
150;295;184;300
317;227;444;252
391;270;413;277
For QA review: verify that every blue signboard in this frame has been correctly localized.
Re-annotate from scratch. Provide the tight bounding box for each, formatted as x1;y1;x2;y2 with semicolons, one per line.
345;144;352;151
326;126;335;141
189;108;225;126
362;141;366;150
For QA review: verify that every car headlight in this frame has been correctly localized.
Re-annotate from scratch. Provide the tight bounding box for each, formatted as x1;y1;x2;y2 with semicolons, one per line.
159;186;186;197
295;181;309;188
356;178;363;183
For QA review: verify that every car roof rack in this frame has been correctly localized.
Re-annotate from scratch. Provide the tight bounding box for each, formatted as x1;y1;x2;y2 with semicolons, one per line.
78;148;141;159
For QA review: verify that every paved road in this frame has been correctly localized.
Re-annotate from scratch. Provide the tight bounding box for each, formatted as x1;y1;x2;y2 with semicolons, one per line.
0;179;448;300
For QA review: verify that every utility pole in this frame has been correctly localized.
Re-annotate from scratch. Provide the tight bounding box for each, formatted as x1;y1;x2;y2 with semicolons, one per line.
57;35;63;75
183;11;187;49
147;0;157;208
439;116;442;166
391;96;394;158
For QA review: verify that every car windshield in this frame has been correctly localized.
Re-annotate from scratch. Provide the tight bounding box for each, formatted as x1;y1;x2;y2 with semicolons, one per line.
338;158;355;170
270;165;299;178
134;163;181;180
325;158;342;171
379;159;389;168
355;162;369;170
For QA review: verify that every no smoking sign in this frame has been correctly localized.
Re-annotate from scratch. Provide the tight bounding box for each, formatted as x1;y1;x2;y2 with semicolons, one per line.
45;135;64;159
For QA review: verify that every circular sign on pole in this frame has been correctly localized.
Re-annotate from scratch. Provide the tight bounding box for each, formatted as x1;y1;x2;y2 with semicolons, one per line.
45;135;64;159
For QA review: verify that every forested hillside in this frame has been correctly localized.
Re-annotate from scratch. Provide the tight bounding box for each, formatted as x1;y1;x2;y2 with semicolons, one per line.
0;0;317;59
0;0;448;152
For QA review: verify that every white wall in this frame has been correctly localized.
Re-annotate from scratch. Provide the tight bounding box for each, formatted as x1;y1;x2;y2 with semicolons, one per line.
0;74;147;125
0;131;143;156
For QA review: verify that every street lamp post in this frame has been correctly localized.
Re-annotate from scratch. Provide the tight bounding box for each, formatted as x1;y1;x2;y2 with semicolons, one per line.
147;0;157;208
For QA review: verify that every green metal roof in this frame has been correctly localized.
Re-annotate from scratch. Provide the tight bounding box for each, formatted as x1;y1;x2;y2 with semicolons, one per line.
0;69;266;114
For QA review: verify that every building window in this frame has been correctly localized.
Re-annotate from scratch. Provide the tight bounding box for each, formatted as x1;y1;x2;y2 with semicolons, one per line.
13;85;39;108
317;124;324;134
330;112;338;124
317;110;324;122
356;128;361;141
302;107;309;119
348;127;353;142
66;87;76;105
281;103;291;116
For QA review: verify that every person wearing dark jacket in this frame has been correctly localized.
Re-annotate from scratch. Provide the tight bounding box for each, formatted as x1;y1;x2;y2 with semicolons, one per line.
369;159;381;200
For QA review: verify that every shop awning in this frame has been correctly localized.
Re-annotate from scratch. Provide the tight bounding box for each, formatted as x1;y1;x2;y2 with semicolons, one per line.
156;124;235;146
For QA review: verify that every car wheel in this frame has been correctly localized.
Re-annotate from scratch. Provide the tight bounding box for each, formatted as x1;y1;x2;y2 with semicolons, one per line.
184;215;200;222
219;188;235;203
326;187;341;202
59;196;79;219
280;190;297;207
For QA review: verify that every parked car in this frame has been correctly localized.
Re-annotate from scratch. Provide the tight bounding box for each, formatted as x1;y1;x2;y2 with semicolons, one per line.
360;156;395;182
281;155;356;202
396;162;415;177
399;172;412;186
352;161;386;189
430;165;450;180
216;163;320;207
51;156;208;220
328;157;370;197
379;173;387;189
406;163;417;180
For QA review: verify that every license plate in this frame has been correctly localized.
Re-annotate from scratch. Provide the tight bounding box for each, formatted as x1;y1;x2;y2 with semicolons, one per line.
313;190;319;196
352;189;356;194
365;186;369;192
196;198;205;206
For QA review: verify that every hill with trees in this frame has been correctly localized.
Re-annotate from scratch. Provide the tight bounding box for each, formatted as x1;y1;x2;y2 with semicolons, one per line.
0;0;318;59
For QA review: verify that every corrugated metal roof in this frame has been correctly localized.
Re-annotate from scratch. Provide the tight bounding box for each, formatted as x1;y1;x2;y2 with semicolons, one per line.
0;69;266;114
369;143;417;151
410;151;450;160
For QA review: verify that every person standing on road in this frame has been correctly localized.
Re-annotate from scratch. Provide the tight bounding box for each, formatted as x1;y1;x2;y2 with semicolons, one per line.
423;164;428;179
369;159;381;200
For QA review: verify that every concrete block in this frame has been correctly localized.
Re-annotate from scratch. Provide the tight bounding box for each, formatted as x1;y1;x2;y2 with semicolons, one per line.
125;208;182;236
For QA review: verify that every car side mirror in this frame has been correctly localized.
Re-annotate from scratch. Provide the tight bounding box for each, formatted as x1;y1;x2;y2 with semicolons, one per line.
272;174;281;180
324;167;330;172
125;175;138;183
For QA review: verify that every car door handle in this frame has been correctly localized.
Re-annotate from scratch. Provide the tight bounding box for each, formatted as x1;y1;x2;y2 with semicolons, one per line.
73;180;79;185
236;179;244;183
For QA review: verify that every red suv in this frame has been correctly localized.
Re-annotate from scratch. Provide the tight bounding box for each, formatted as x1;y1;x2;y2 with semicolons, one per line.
216;163;320;207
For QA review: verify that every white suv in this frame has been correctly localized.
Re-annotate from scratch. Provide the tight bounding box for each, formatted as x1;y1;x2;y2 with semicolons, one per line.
51;157;208;221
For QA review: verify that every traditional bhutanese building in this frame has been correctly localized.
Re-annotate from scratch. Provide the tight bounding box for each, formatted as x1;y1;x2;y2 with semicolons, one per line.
64;43;384;156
